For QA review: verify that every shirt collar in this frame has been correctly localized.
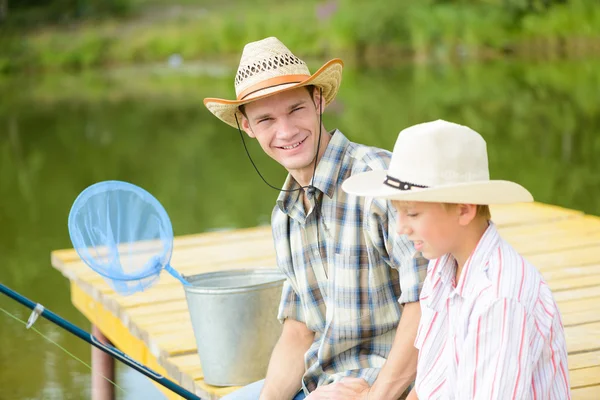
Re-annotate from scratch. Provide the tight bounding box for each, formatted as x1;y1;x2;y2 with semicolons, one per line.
431;222;501;301
276;129;349;214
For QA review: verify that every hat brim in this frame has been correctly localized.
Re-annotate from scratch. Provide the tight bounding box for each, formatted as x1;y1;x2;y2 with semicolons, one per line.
342;170;534;205
203;58;343;128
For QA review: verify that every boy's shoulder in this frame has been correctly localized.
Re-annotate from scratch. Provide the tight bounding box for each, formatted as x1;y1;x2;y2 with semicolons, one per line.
485;237;555;313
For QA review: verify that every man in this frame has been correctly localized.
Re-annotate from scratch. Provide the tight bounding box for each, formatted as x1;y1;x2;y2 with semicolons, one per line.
204;37;427;400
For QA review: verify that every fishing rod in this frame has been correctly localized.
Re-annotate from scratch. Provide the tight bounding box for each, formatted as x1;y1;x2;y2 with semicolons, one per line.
0;283;203;400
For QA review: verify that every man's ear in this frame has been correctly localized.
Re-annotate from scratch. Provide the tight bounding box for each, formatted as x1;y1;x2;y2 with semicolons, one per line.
240;114;255;138
312;87;324;114
457;204;477;226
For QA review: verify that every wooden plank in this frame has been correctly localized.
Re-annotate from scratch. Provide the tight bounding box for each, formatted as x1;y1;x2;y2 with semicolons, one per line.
526;244;600;270
54;237;277;282
71;282;189;400
498;214;600;237
565;322;600;354
542;264;600;282
51;225;273;269
571;366;600;389
572;385;600;400
569;350;600;371
511;231;600;256
489;202;583;227
554;286;600;303
561;308;600;327
556;297;600;314
550;275;600;292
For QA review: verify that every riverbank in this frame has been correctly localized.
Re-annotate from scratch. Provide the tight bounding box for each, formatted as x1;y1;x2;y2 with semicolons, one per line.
1;0;599;74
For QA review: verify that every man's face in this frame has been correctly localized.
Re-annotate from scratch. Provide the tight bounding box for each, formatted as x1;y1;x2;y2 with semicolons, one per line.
241;87;322;174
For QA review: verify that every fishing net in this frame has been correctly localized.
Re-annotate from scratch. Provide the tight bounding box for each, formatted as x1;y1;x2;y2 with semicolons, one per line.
68;180;188;296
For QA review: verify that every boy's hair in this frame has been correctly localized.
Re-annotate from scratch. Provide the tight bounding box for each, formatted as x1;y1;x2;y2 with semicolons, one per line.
238;85;315;118
443;203;492;221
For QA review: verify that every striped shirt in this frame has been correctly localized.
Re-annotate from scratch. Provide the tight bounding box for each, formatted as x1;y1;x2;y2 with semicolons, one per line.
272;130;428;393
414;222;571;399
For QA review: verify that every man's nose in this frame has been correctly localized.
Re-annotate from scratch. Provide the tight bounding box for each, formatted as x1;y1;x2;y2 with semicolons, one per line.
275;116;299;138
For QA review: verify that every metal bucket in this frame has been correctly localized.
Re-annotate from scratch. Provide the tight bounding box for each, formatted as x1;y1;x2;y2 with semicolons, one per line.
183;268;285;386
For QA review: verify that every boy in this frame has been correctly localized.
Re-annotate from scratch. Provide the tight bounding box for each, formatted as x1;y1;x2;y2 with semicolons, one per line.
342;119;571;399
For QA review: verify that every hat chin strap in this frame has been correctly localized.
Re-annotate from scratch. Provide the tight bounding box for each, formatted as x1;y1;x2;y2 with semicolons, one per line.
384;175;429;191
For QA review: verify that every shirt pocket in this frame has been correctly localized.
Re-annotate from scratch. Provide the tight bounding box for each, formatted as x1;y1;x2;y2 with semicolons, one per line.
329;251;400;342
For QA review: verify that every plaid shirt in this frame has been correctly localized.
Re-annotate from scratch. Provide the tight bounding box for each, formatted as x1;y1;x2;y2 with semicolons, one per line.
271;130;427;393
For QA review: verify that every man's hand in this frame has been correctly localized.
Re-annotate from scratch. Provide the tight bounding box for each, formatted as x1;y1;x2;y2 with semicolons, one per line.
306;377;370;400
367;301;421;399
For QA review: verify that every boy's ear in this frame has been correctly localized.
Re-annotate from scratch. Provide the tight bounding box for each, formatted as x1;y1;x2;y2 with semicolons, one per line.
240;114;255;138
457;204;477;226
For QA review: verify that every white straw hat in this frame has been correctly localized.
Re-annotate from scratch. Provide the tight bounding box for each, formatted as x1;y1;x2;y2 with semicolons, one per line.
342;119;534;204
203;37;343;128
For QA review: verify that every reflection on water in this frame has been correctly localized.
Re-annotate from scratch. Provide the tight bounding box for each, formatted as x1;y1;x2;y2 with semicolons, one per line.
0;58;599;399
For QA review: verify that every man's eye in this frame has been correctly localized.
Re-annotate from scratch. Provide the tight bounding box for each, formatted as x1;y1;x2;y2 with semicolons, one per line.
258;118;272;124
407;213;419;218
291;107;303;113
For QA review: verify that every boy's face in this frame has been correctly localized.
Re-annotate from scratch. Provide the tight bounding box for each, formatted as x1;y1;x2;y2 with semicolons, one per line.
240;87;324;174
392;201;467;260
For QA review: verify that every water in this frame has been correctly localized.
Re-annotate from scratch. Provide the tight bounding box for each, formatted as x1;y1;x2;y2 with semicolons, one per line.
0;58;599;399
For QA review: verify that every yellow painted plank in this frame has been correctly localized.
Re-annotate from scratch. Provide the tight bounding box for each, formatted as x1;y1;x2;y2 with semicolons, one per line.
126;300;189;317
72;281;226;400
550;275;600;292
71;281;148;363
72;283;190;399
554;286;600;303
149;330;198;361
195;380;239;399
561;308;600;327
489;202;583;227
561;307;600;327
51;225;273;269
512;231;600;256
55;238;277;283
565;322;600;354
569;350;600;371
542;265;600;282
129;309;190;327
556;297;600;314
572;385;600;400
499;215;600;237
571;366;600;389
526;244;600;270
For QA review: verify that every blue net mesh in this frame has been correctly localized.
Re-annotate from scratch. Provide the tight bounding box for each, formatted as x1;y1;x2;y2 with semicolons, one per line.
68;181;182;296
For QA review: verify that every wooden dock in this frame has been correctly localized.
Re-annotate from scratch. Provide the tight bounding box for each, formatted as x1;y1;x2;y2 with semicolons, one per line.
50;202;600;399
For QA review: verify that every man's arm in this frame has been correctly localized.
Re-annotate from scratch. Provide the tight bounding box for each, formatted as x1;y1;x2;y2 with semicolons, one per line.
368;301;421;399
259;318;315;400
406;387;418;400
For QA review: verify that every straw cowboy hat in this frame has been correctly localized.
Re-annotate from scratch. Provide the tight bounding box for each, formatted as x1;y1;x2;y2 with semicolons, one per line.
342;119;534;204
203;37;343;128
